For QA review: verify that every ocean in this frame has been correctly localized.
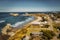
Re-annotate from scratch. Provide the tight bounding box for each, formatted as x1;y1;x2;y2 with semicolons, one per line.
0;12;35;32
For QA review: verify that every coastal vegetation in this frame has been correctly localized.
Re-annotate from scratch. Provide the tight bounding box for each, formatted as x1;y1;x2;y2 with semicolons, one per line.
40;30;55;40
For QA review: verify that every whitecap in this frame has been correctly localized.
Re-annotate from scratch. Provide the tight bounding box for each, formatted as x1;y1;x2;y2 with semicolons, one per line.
11;16;35;28
0;20;5;23
11;21;25;27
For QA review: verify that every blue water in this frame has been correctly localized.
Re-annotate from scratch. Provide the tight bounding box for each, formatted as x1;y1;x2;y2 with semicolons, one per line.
0;12;35;32
1;16;31;24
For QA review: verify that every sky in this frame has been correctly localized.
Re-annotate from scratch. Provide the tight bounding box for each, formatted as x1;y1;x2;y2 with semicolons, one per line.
0;0;60;12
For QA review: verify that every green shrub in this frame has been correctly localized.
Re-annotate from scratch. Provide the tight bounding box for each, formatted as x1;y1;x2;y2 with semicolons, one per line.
40;30;55;39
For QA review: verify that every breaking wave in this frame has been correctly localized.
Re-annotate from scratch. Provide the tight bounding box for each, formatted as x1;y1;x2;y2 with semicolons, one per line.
11;16;35;27
0;20;5;23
